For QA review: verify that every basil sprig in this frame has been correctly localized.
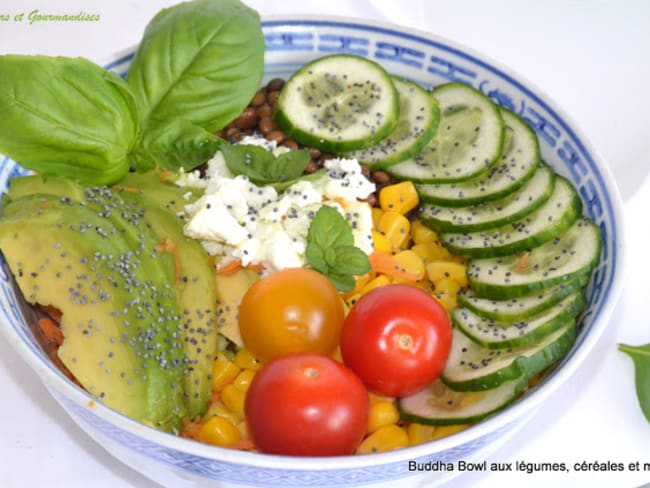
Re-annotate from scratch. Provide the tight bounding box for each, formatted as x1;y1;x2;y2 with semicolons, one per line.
0;0;264;184
305;205;371;292
618;343;650;423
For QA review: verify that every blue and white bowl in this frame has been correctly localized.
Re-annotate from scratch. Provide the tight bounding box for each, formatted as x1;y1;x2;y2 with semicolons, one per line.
0;16;625;488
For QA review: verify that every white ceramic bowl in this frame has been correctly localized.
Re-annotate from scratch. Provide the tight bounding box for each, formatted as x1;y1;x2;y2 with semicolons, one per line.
0;15;625;488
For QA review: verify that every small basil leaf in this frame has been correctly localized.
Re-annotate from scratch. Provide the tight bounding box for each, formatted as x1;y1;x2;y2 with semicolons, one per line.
127;0;264;133
0;55;138;185
270;150;311;182
330;245;372;277
304;243;328;274
325;272;357;293
619;343;650;424
220;144;276;184
130;120;224;172
307;205;355;249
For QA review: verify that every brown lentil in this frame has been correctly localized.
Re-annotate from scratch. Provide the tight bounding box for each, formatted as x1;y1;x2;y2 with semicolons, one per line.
265;130;285;144
258;117;278;135
250;90;266;107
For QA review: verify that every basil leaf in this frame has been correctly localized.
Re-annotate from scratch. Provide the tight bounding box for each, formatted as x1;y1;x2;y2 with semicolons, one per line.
307;205;355;249
220;143;311;190
305;205;371;291
619;343;650;423
269;150;311;182
329;245;372;277
126;0;264;133
0;55;139;185
130;120;224;172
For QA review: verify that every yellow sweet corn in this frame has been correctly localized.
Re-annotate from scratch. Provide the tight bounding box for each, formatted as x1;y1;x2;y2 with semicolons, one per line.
371;207;385;229
234;348;263;371
233;369;256;393
377;210;411;250
195;415;241;447
379;181;419;215
203;400;241;427
411;241;455;264
431;424;470;440
432;277;461;311
407;422;437;446
367;400;401;434
372;230;392;254
392;249;425;281
410;220;438;245
426;261;468;287
211;354;241;392
360;274;392;294
357;424;409;454
221;384;246;417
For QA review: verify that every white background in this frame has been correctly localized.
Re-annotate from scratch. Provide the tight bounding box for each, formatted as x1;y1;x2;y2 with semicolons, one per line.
1;1;649;487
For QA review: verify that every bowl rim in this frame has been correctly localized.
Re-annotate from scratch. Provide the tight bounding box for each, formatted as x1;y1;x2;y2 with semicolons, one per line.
0;13;627;471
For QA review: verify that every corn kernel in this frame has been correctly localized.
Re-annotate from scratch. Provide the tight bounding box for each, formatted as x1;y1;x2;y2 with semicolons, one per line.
203;400;241;427
431;423;470;440
367;400;400;434
372;230;392;254
356;424;409;454
221;384;246;417
195;416;241;447
379;181;419;215
410;220;438;245
392;250;425;281
211;354;241;391
377;210;411;250
368;392;395;406
233;369;256;393
360;274;392;294
371;207;385;229
432;277;461;311
234;349;263;371
411;242;455;264
426;261;468;287
407;422;437;446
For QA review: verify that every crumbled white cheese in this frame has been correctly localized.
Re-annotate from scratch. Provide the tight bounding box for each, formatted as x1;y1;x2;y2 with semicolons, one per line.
179;136;376;273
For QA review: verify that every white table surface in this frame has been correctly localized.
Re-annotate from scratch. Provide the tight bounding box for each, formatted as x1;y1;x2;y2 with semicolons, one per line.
1;1;649;487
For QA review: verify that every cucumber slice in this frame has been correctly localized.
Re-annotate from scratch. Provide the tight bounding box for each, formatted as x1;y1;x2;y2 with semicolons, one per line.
441;320;576;391
458;275;589;321
452;291;585;349
387;82;504;183
467;218;602;299
341;77;440;169
416;108;539;206
398;377;526;426
441;176;582;258
420;164;555;233
274;54;399;152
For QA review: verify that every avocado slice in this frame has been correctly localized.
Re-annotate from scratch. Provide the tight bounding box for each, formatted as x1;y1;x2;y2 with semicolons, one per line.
6;173;221;418
0;194;187;431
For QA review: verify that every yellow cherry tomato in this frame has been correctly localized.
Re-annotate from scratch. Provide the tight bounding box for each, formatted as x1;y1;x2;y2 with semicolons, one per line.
238;268;345;361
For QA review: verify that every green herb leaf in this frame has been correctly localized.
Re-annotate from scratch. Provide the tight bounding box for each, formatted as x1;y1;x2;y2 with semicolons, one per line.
126;0;264;133
130;120;224;172
220;143;311;188
618;343;650;424
306;205;371;292
0;55;139;185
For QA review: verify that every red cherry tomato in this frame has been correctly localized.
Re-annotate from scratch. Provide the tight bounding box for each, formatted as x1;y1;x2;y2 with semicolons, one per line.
340;284;452;397
238;268;345;362
245;353;369;456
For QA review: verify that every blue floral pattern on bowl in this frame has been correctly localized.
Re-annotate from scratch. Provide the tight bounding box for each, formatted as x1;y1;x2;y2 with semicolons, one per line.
0;17;623;488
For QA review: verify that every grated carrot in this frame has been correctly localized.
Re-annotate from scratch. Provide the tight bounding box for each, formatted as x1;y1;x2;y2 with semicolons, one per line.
155;239;183;285
38;317;63;346
216;258;264;276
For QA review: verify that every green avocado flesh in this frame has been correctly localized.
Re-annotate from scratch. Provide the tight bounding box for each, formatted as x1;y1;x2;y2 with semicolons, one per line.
0;173;220;430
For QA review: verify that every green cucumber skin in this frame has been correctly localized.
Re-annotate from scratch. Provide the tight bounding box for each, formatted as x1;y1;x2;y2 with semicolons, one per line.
441;321;577;392
467;219;602;300
453;292;585;350
441;177;583;259
415;108;540;207
419;165;555;233
386;82;505;183
345;77;441;170
458;275;589;321
273;54;400;153
397;376;528;426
